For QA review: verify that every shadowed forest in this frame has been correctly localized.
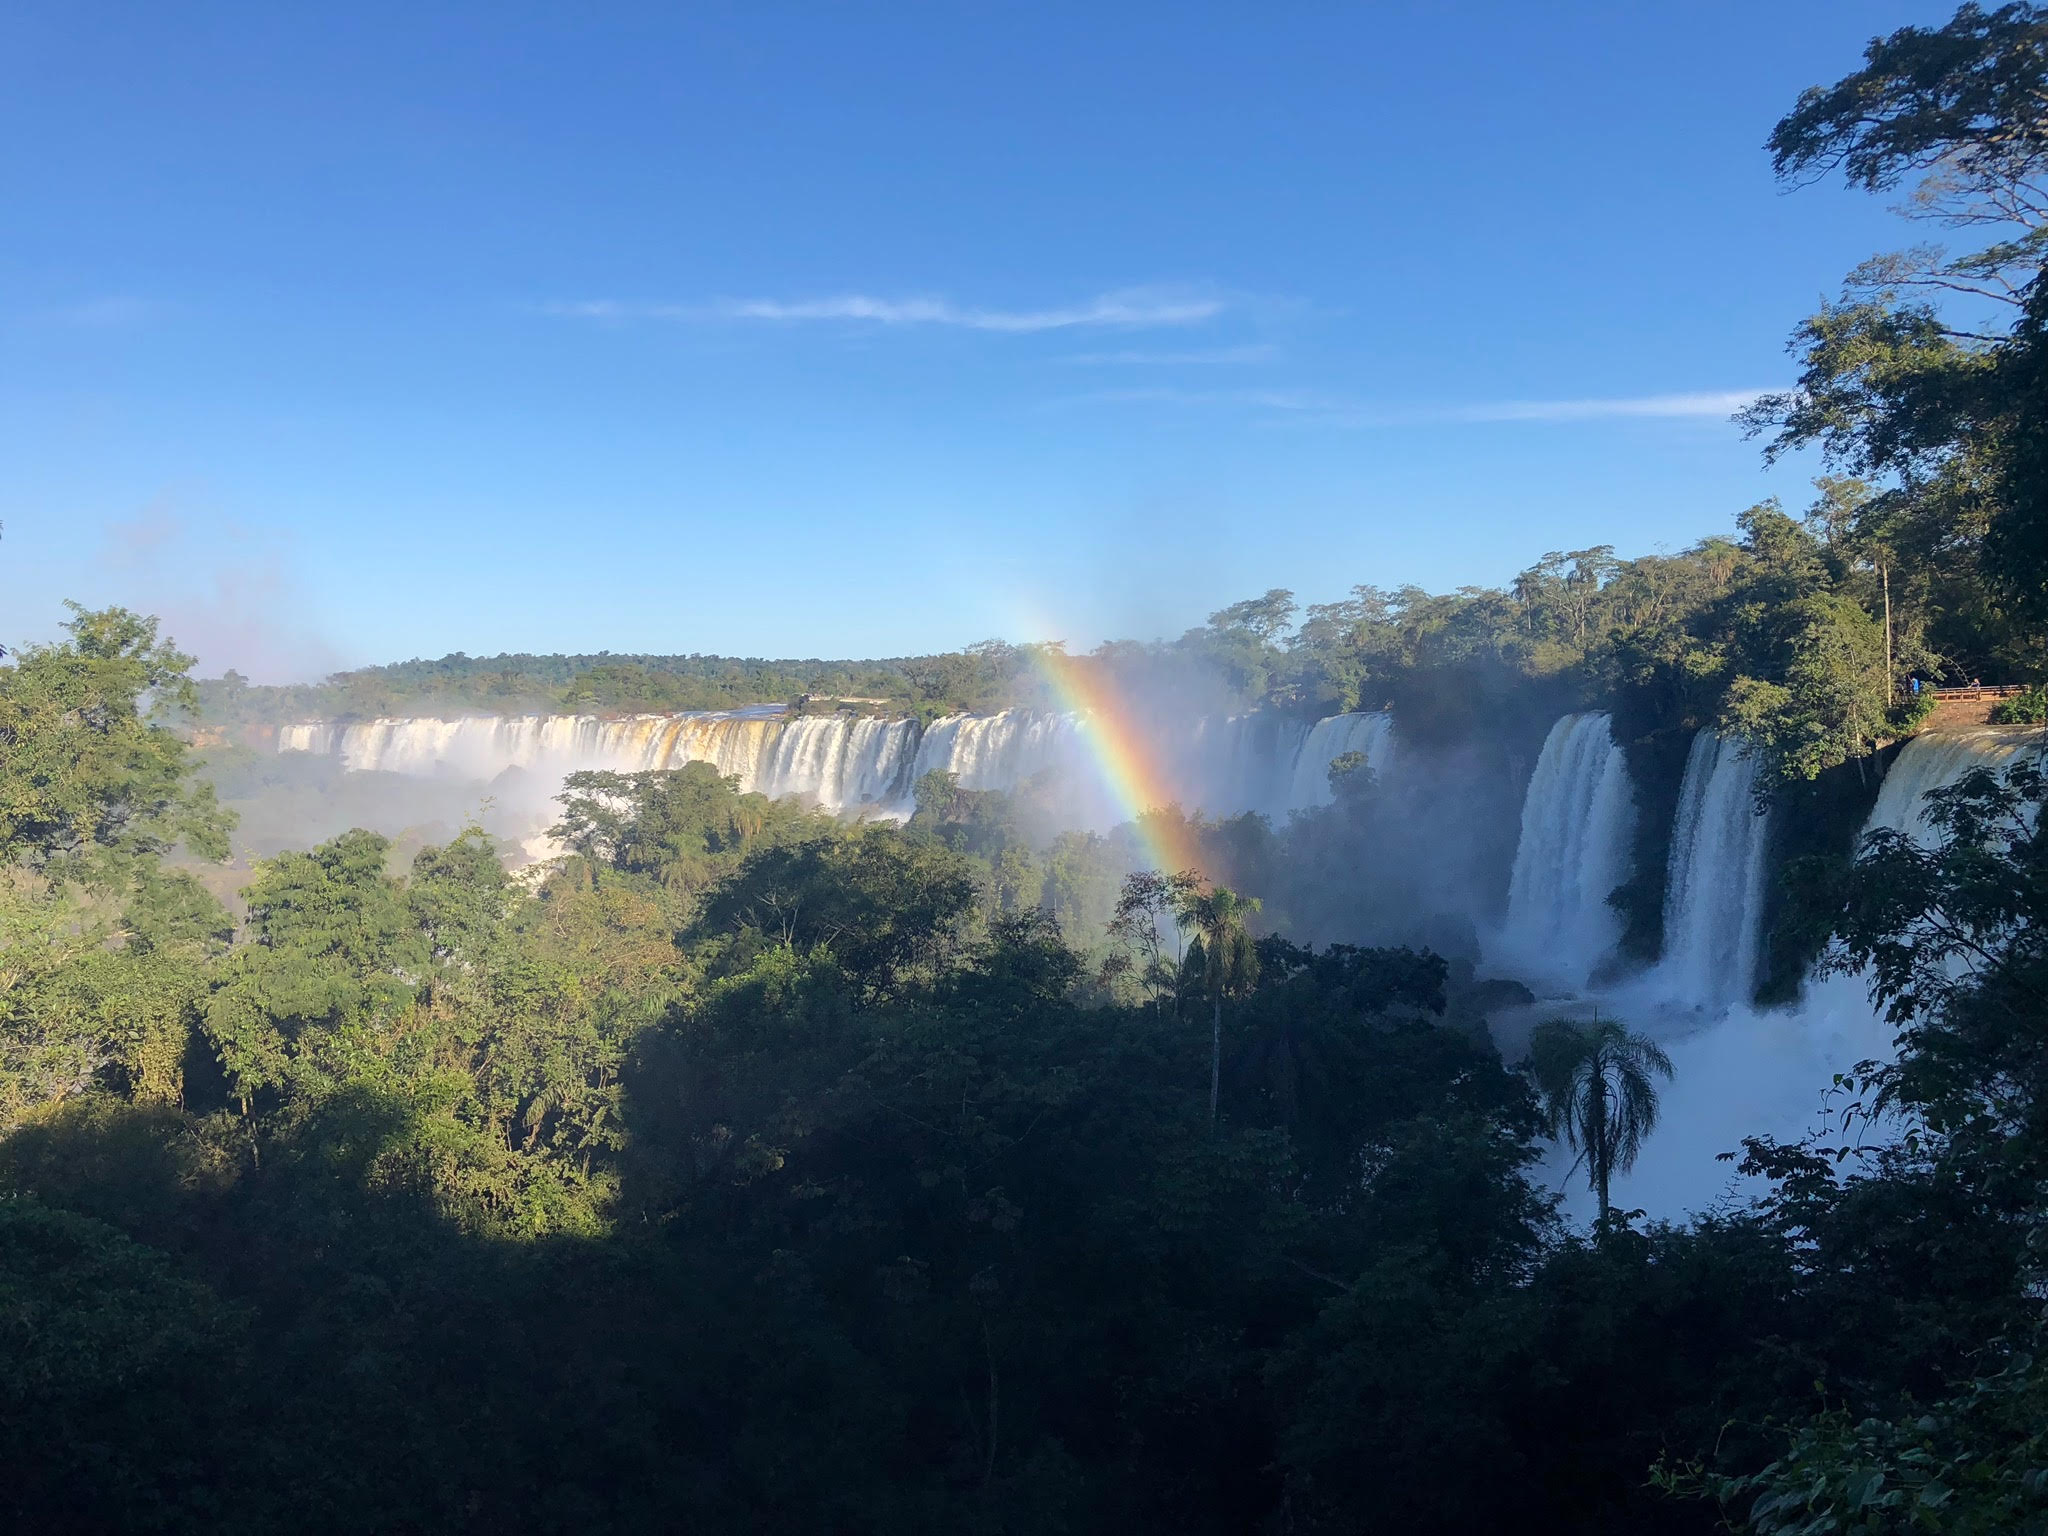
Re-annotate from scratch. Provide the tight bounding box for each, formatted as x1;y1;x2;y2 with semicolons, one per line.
10;8;2048;1533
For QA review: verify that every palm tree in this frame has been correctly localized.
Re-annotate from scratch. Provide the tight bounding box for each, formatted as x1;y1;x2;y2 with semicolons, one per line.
1175;885;1261;1130
1526;1013;1673;1226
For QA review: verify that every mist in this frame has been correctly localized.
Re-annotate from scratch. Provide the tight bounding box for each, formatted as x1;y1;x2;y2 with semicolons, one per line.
98;508;345;684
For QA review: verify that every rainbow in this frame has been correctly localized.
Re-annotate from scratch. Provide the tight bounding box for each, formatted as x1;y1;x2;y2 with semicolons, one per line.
1025;645;1208;879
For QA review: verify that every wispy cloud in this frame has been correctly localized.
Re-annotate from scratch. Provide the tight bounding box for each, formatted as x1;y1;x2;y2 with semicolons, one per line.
1069;386;1774;425
1441;390;1774;422
545;286;1224;333
1058;343;1278;366
1081;386;1341;411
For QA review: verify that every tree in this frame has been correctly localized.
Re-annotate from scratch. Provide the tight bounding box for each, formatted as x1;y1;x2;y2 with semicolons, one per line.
1809;751;2048;1142
550;762;784;889
203;829;422;1109
0;603;231;873
1206;589;1298;644
1175;885;1261;1128
1099;868;1201;1011
1720;592;1893;784
1750;2;2048;628
1526;1015;1673;1225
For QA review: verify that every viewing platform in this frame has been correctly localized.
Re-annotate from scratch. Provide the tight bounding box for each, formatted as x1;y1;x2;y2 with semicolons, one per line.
1924;683;2034;729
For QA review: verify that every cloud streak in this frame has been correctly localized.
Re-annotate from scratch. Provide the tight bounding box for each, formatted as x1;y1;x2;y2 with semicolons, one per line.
1441;389;1774;422
1071;386;1775;425
547;287;1224;332
1058;343;1279;366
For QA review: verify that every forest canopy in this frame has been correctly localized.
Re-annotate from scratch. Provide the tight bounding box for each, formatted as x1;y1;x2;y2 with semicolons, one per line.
12;6;2048;1533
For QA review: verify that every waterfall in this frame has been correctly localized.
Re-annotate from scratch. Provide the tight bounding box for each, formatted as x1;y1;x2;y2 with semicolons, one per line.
1606;725;2044;1218
277;721;335;755
1177;713;1312;819
910;711;1084;794
279;705;1405;829
1285;712;1395;810
753;715;921;808
1867;726;2047;844
1657;731;1770;1011
1499;713;1635;985
298;710;921;813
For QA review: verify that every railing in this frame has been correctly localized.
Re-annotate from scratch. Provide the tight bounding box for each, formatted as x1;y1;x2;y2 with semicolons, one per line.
1930;684;2029;702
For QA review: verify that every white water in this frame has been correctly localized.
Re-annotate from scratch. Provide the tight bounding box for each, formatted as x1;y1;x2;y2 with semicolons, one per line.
908;711;1083;797
279;706;1397;827
1496;713;1635;987
292;710;925;814
1286;711;1396;809
1867;726;2046;843
1590;725;2044;1220
1656;731;1772;1012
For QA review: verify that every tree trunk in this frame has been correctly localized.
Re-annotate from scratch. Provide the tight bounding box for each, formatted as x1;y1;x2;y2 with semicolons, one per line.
1882;560;1894;703
1210;996;1222;1130
1590;1062;1610;1228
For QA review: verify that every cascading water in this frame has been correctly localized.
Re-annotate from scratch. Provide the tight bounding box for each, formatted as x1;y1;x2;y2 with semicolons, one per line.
301;709;922;814
753;715;921;809
1285;712;1395;809
910;711;1084;795
1179;713;1314;819
280;705;1400;825
1597;724;2041;1220
1867;725;2047;843
1497;713;1635;986
1656;731;1771;1011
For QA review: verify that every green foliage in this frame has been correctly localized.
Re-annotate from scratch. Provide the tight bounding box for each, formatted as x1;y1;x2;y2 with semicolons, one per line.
1749;3;2048;632
0;608;237;1127
1989;684;2048;723
1176;884;1261;1127
695;825;984;999
0;1197;239;1530
0;604;233;871
192;642;1031;724
551;761;799;889
1663;1356;2048;1535
1721;591;1893;783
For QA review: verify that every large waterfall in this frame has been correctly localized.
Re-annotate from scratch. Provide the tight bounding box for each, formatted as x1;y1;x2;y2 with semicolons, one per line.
1480;715;2046;1221
1656;731;1771;1011
1497;713;1634;986
1867;725;2047;843
283;710;925;814
279;706;1396;827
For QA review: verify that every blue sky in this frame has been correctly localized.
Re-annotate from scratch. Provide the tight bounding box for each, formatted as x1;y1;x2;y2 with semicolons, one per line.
1;1;1942;678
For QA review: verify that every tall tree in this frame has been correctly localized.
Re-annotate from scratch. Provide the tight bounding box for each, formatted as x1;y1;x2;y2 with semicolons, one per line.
1526;1015;1674;1224
1751;2;2048;629
1175;885;1262;1128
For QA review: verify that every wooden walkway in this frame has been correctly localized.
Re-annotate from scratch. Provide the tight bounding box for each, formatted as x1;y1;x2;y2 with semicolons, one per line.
1929;684;2028;702
1919;684;2032;730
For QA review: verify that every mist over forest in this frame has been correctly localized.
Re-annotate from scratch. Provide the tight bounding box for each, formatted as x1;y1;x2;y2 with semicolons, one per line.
11;6;2048;1534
